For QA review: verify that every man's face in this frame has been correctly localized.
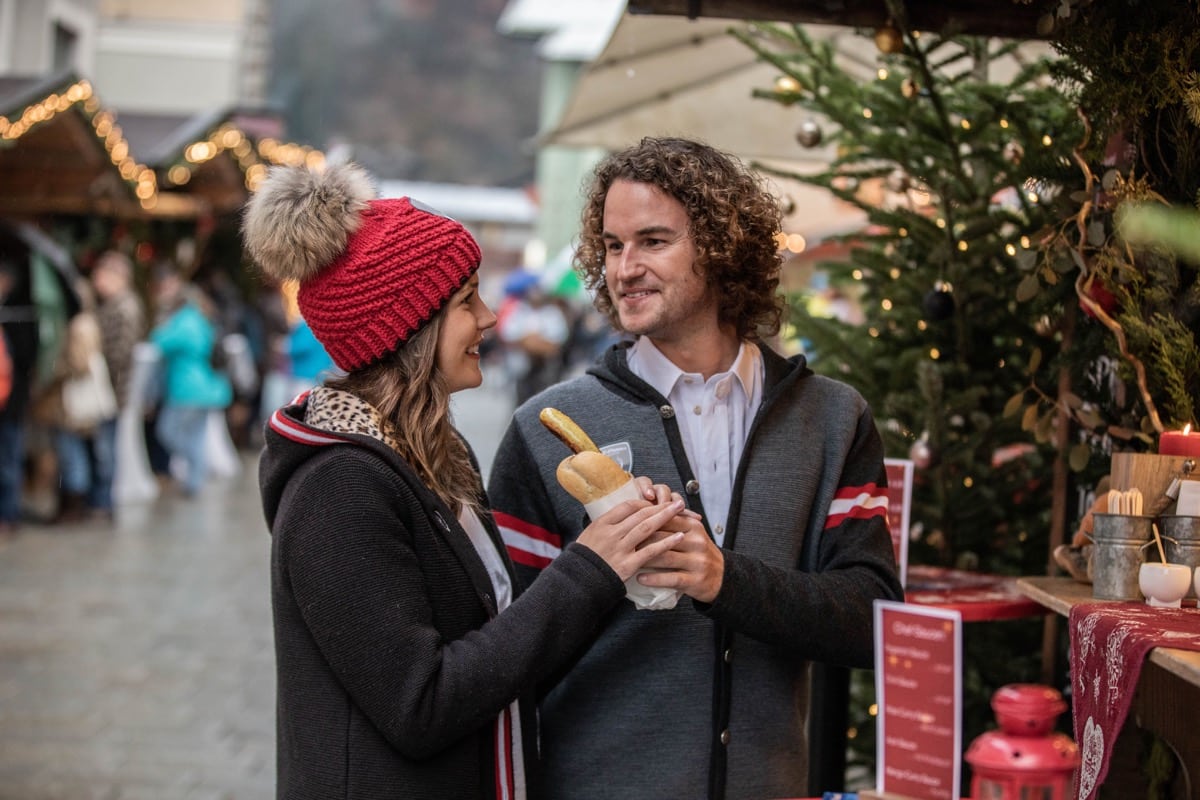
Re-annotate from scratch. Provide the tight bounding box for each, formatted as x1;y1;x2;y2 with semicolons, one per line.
601;180;716;347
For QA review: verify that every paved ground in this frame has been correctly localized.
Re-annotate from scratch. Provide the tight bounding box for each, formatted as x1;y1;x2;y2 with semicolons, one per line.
0;381;514;800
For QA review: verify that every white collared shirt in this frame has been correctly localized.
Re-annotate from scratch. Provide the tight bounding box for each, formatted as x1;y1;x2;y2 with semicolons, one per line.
627;337;763;546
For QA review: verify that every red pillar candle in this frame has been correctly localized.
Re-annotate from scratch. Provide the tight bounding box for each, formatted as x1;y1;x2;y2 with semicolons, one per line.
1159;425;1200;457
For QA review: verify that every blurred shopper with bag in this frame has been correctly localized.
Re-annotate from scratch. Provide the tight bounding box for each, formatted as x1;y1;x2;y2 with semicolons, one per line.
37;284;119;523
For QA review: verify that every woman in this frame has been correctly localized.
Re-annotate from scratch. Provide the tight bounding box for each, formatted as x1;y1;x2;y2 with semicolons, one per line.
243;163;685;800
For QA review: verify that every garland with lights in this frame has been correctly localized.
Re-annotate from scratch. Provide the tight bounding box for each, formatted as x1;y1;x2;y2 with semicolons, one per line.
162;123;325;193
1;80;159;210
1014;0;1200;457
1;79;326;212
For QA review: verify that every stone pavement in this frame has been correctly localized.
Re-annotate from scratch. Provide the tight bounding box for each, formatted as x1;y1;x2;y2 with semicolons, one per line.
0;381;514;800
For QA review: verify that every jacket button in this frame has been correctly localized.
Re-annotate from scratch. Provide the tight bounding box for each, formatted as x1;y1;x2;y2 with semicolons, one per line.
724;648;733;663
659;404;675;419
720;729;731;745
685;480;700;495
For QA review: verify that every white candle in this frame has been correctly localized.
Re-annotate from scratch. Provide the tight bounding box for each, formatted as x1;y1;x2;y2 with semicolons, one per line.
1177;480;1200;517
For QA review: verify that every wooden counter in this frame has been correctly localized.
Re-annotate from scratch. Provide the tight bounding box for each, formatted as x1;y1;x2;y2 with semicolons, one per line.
1016;575;1200;796
1017;575;1200;687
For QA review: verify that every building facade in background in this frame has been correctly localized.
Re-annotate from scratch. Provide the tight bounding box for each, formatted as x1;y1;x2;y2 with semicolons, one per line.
95;0;268;114
0;0;100;76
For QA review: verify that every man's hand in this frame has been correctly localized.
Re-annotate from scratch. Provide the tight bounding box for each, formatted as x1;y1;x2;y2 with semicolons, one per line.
638;515;724;604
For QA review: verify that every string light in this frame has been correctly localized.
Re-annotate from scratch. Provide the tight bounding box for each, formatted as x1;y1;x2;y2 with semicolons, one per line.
163;124;323;192
0;79;159;208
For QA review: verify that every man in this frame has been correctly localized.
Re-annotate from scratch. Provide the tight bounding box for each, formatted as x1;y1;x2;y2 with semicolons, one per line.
487;137;903;800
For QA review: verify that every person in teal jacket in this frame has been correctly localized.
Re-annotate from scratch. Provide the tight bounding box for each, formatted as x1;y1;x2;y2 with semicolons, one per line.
149;269;232;496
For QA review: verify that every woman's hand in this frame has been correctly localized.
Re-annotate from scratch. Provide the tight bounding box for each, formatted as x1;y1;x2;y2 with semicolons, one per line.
576;497;686;582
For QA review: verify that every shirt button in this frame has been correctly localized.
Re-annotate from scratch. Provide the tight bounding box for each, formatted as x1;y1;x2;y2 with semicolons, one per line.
720;729;731;745
693;405;702;415
715;524;724;535
685;480;700;495
660;405;675;419
723;647;733;663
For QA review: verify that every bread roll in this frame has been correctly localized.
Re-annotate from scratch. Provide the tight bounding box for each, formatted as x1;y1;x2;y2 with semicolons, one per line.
539;407;599;453
556;450;632;504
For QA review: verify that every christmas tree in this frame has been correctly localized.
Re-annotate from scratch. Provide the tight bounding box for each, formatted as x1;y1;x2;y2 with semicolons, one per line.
733;15;1088;788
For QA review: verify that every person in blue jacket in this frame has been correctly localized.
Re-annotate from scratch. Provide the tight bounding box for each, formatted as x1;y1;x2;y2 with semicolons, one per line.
148;268;232;496
285;316;336;397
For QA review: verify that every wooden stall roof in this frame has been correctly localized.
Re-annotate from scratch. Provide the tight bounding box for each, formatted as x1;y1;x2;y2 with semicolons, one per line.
122;106;323;217
627;0;1048;39
0;69;323;222
0;70;152;218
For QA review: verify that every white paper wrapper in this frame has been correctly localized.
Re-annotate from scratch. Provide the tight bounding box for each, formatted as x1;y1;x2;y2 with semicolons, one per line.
583;480;682;611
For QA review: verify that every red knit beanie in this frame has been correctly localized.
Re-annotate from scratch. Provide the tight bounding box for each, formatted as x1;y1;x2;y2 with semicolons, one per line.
242;164;481;371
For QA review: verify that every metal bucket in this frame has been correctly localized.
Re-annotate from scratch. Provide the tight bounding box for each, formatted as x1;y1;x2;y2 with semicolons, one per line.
1159;515;1200;598
1090;514;1153;601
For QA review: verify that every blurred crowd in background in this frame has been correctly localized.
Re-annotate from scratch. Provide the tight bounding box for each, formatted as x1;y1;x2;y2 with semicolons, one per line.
0;235;619;537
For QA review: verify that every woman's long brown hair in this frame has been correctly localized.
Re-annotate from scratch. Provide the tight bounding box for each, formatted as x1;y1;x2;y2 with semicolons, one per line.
325;316;481;515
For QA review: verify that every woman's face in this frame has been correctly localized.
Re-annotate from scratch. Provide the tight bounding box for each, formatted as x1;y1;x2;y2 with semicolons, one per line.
435;273;496;393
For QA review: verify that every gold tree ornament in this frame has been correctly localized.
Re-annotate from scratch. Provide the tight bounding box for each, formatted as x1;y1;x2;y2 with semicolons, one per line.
874;22;903;54
773;75;802;95
901;77;920;99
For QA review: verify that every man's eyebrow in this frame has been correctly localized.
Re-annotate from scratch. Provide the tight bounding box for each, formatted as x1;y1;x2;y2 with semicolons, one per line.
601;225;679;239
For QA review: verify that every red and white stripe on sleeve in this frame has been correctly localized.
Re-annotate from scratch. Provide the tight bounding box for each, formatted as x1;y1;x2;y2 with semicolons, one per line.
494;511;562;569
824;482;889;529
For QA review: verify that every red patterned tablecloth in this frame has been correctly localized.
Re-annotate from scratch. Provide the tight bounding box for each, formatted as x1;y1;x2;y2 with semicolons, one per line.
1069;602;1200;799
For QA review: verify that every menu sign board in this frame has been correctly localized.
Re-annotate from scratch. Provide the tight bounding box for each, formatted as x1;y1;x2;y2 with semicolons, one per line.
883;458;913;586
874;600;962;800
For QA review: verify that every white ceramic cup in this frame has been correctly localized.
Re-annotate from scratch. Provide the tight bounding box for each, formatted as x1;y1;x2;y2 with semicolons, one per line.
1138;562;1192;607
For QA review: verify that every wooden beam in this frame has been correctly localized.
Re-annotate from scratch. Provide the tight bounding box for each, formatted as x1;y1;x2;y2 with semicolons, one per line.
627;0;1048;39
0;190;207;219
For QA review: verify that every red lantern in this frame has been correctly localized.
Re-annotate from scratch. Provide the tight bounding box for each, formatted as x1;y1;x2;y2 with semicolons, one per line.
965;684;1080;800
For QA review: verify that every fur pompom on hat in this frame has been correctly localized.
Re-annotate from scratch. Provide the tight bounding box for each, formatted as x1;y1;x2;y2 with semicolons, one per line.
242;162;481;371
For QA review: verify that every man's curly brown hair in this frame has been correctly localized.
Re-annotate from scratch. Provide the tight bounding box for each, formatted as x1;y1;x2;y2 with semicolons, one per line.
575;137;784;341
